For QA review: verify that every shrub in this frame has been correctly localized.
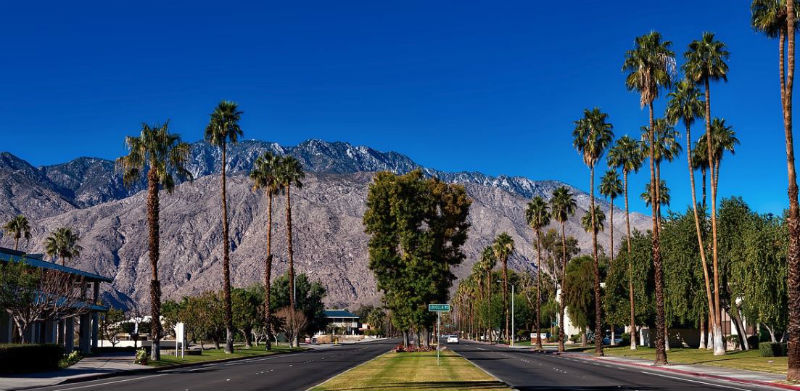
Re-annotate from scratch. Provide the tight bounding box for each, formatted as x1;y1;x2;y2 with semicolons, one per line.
0;344;64;374
620;332;631;347
746;335;760;349
569;334;580;344
759;342;787;357
61;351;82;367
134;348;148;365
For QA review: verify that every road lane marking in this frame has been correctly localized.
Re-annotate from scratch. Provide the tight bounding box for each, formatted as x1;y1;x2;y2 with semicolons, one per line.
641;371;753;391
54;374;166;391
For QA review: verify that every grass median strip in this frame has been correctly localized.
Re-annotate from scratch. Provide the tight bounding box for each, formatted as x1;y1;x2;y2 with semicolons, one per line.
594;346;788;374
310;349;511;391
149;344;302;367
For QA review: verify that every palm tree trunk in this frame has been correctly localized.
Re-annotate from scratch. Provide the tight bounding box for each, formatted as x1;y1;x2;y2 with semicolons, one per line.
625;171;636;350
590;166;603;356
535;229;543;350
701;168;707;211
503;259;509;344
704;78;725;356
699;316;706;350
784;0;800;380
685;122;717;353
264;193;274;351
649;101;668;365
286;184;297;347
559;222;567;353
221;142;234;354
610;198;614;262
147;168;162;361
487;272;492;344
13;237;19;251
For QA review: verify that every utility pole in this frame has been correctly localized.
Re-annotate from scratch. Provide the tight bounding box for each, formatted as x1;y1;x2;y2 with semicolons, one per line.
511;284;515;347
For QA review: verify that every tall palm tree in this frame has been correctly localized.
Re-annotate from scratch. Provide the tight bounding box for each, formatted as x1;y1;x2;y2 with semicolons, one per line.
3;215;31;251
525;196;550;350
573;107;614;356
599;170;623;262
683;33;729;356
492;232;515;344
205;100;244;354
641;180;671;208
607;136;644;350
549;186;576;352
44;227;82;265
698;118;740;196
623;30;675;365
278;155;304;347
249;152;283;351
692;143;711;209
581;206;606;235
666;79;716;349
641;118;682;223
481;246;497;343
117;121;192;361
752;1;800;377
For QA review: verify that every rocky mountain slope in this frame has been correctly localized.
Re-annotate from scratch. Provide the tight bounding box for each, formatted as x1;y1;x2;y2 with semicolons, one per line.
0;140;650;309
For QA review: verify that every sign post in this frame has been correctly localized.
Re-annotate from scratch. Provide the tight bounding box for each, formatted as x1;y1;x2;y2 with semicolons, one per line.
174;322;185;358
428;304;450;366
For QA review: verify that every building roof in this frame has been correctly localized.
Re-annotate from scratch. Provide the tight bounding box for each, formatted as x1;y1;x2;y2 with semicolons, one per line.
0;247;113;283
324;310;359;319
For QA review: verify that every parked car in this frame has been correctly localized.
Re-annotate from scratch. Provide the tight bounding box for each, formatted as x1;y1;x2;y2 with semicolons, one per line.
446;335;459;344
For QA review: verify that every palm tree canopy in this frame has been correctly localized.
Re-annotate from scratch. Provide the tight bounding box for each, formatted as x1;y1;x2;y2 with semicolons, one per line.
525;196;551;231
572;108;615;167
3;215;32;242
607;136;645;175
116;121;193;192
641;118;683;164
751;0;799;38
683;32;730;85
481;246;497;272
492;232;515;262
550;186;577;224
622;31;676;108
696;118;739;164
44;227;82;263
205;101;244;148
581;206;606;233
250;152;284;196
641;180;671;207
666;79;705;129
278;156;305;189
692;141;711;171
599;170;623;201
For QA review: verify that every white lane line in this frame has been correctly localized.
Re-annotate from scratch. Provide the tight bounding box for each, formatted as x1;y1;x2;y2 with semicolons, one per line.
641;371;754;391
54;374;166;391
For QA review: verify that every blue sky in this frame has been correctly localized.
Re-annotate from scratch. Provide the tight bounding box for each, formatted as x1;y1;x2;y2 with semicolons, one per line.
0;1;791;215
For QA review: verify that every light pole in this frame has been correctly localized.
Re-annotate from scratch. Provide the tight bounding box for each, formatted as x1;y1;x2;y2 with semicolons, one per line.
497;279;515;346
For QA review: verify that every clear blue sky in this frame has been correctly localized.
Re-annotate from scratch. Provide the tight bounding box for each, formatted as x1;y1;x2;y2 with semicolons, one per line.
0;1;791;215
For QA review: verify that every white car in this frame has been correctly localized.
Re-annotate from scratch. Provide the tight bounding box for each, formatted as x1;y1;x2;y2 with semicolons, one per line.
446;335;459;344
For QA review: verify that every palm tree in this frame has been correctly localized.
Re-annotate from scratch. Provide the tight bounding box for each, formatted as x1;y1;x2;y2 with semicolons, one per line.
44;227;82;265
641;118;682;223
3;215;31;251
666;79;715;349
698;118;740;196
492;232;514;344
205;100;244;354
277;155;304;347
549;186;576;352
641;180;671;208
481;246;497;343
525;196;550;350
752;0;800;378
623;30;675;365
607;135;644;350
683;32;729;356
116;121;192;361
249;152;283;351
573;107;614;356
599;170;623;262
581;206;606;235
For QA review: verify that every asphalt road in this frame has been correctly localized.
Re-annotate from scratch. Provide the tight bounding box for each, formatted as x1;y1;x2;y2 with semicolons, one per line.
25;339;396;391
449;341;782;391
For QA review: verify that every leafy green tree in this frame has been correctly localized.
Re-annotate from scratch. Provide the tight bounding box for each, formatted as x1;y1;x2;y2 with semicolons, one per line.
205;100;244;354
564;255;607;345
549;186;576;352
99;306;125;347
117;121;192;360
270;272;327;336
623;30;675;365
232;286;262;348
525;196;550;349
683;31;729;356
249;152;283;350
3;215;31;251
44;227;82;265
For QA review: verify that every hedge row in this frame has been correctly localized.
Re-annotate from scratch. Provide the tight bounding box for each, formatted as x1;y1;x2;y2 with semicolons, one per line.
0;344;64;374
758;342;788;357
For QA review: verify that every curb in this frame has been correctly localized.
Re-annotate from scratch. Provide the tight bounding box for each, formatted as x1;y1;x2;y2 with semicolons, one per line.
562;352;800;391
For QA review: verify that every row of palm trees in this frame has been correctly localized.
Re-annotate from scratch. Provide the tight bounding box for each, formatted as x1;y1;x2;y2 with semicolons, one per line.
4;215;82;265
116;100;305;360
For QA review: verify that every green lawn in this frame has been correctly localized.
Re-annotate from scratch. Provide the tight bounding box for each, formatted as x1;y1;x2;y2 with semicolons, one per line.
595;346;788;374
149;344;302;367
310;349;512;391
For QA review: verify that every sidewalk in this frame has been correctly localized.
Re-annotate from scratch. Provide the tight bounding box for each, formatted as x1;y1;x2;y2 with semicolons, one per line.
1;353;148;391
564;351;800;390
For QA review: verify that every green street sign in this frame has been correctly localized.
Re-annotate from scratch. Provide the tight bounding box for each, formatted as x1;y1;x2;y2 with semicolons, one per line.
428;304;450;312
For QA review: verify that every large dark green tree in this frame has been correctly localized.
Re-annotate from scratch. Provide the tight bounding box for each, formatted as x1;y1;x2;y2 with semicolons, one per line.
205;100;244;354
117;121;192;360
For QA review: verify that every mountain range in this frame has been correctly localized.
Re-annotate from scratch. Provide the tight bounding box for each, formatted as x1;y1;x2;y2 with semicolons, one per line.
0;139;649;309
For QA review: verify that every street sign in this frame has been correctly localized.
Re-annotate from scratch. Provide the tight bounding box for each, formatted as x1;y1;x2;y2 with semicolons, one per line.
428;304;450;312
174;322;185;358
